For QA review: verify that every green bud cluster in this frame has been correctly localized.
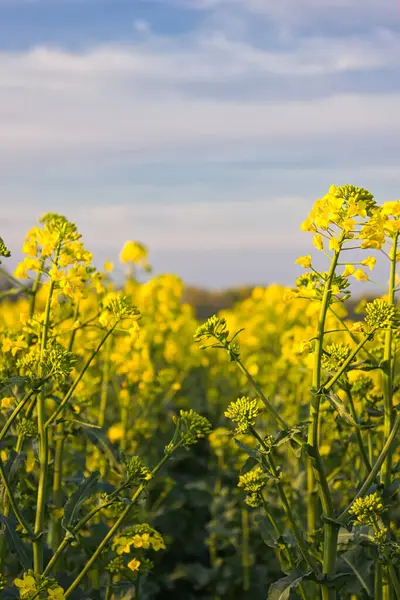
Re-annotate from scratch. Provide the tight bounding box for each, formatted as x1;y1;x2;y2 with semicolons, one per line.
125;455;151;483
238;466;267;494
103;296;141;320
224;397;260;434
349;493;385;526
194;315;230;344
41;345;77;381
106;556;125;574
322;343;351;372
17;417;38;439
0;236;11;261
334;184;376;214
365;299;397;329
175;409;212;446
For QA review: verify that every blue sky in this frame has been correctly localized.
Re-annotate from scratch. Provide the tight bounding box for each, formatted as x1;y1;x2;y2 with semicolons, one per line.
1;0;400;288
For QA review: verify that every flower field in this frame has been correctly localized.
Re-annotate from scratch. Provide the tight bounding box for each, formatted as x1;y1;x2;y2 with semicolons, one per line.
0;184;400;599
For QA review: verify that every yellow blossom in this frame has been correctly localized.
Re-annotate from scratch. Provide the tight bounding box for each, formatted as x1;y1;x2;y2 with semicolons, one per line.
104;260;114;272
342;265;355;277
295;255;312;268
313;234;324;251
361;256;376;271
128;558;141;572
1;397;14;409
353;268;369;282
329;238;341;252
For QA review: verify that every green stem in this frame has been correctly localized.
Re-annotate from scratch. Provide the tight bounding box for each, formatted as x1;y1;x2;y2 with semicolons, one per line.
381;232;398;489
308;249;340;599
241;507;250;592
0;456;32;534
33;273;57;574
376;564;384;600
236;360;288;430
50;302;80;559
323;331;376;393
345;388;372;472
99;338;111;428
105;573;113;600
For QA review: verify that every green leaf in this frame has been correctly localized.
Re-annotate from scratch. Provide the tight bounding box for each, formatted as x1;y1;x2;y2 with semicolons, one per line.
324;392;357;427
267;569;311;600
62;471;100;531
4;449;26;483
340;549;374;597
0;516;31;570
273;422;309;448
233;438;259;459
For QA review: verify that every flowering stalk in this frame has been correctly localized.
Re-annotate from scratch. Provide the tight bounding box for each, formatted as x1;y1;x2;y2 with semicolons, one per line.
33;269;58;574
381;231;399;488
307;250;340;585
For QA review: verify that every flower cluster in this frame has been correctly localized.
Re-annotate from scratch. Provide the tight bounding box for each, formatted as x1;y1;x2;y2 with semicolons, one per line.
0;236;11;262
124;455;152;484
365;299;398;330
224;397;260;434
14;571;65;599
113;524;166;556
349;493;385;527
174;409;212;447
322;343;351;372
194;315;230;345
301;184;376;237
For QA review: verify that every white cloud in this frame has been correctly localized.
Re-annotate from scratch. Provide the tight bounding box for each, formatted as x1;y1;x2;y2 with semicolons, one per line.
0;31;399;166
184;0;395;20
2;196;309;257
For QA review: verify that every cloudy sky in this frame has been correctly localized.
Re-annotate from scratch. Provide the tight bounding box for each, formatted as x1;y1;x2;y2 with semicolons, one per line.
1;0;400;288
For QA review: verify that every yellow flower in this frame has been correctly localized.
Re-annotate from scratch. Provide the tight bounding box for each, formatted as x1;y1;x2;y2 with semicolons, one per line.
361;256;376;271
132;533;150;549
119;241;148;265
329;238;341;252
342;265;355;277
1;397;14;409
313;234;324;251
104;260;114;272
128;558;141;572
295;255;312;268
353;268;369;282
107;424;124;443
300;217;316;232
349;322;364;333
150;536;166;551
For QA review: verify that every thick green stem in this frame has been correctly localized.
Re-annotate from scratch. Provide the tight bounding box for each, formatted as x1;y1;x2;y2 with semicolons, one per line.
381;234;399;600
99;338;111;428
241;507;250;592
50;303;80;559
345;388;372;473
33;275;57;574
381;232;398;488
308;250;340;599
